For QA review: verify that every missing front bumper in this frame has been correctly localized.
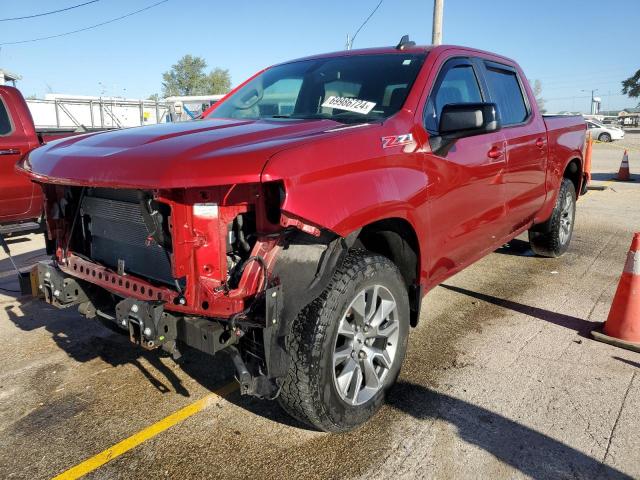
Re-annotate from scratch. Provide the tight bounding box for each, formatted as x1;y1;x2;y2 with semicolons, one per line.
30;261;237;357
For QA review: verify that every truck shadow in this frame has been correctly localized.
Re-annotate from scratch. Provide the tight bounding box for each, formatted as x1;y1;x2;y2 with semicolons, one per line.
591;172;639;182
0;247;48;287
440;284;600;337
386;381;632;479
495;238;535;257
4;295;312;430
3;299;237;398
613;356;640;369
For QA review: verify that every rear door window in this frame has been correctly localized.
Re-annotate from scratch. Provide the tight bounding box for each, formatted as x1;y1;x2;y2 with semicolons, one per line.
425;62;483;132
0;100;12;136
484;65;528;126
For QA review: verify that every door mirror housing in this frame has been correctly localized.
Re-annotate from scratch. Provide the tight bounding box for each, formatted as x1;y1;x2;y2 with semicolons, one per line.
438;102;501;139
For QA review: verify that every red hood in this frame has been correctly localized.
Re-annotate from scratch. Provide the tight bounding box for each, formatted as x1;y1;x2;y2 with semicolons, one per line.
21;118;340;189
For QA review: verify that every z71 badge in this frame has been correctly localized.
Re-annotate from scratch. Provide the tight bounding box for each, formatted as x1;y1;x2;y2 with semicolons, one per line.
381;134;414;148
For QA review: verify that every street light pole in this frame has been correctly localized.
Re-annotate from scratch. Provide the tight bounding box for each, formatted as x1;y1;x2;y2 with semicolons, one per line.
432;0;444;45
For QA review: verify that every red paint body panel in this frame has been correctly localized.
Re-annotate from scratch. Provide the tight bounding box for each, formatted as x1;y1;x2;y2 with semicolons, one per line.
535;116;587;223
0;86;95;226
18;45;586;316
22;118;344;189
0;86;41;223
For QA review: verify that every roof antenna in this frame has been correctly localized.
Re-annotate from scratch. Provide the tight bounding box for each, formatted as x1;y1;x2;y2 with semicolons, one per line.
395;35;416;50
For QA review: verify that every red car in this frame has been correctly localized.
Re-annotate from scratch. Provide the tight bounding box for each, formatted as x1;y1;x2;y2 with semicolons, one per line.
17;39;586;431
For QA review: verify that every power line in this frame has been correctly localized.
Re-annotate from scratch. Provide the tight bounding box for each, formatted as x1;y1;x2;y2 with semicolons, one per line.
0;1;168;46
348;0;384;49
0;1;100;22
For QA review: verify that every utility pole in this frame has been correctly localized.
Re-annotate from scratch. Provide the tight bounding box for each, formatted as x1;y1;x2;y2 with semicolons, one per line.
432;0;444;45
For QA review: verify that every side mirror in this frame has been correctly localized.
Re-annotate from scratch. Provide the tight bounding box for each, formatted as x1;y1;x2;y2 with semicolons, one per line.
439;102;501;139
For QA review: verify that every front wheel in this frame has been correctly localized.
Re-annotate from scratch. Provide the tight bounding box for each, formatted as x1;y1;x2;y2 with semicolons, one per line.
598;132;612;142
528;178;576;257
278;250;409;432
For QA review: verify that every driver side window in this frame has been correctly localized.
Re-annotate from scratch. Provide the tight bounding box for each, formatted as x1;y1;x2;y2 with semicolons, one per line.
258;78;303;117
425;63;483;132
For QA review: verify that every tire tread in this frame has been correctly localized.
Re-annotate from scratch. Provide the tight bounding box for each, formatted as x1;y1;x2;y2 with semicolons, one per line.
278;249;405;432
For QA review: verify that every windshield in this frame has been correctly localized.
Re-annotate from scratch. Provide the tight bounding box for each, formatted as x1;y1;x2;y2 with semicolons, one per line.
207;53;426;124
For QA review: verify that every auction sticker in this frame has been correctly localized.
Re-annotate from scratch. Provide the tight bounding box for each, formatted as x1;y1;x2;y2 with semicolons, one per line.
322;96;376;114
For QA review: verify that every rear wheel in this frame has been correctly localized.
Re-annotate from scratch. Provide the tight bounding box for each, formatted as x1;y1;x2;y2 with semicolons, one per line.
598;132;612;142
278;250;409;432
528;178;576;257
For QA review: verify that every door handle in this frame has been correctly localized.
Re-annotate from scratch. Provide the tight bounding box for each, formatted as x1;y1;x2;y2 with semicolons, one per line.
487;146;504;159
535;138;546;148
0;149;20;156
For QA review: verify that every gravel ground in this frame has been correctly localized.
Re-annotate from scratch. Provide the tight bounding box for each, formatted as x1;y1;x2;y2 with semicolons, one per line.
0;142;638;479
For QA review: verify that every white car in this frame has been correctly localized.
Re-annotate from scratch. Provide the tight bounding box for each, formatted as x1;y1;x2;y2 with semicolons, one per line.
586;120;625;142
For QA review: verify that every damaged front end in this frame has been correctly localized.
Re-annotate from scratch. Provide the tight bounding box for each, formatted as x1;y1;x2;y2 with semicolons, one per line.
28;181;347;398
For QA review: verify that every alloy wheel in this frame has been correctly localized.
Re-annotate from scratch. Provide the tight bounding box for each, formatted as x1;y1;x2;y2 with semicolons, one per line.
332;285;400;406
559;189;574;245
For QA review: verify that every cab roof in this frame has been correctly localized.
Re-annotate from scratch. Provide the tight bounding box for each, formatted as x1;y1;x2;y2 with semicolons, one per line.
278;44;519;69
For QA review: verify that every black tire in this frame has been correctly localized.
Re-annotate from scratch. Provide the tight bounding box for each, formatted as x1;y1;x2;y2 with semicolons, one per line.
598;132;611;142
528;178;576;257
278;250;410;432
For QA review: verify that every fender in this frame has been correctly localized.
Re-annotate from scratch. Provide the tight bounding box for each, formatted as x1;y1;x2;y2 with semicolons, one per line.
534;153;583;226
533;118;585;225
261;115;430;271
264;229;358;378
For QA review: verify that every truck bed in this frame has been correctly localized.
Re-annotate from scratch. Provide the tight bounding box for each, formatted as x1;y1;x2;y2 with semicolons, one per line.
543;114;587;195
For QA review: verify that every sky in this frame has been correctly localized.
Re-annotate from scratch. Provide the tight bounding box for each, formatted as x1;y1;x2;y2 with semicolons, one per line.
0;0;638;114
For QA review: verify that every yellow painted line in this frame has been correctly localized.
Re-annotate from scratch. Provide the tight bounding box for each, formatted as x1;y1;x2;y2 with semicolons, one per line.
52;382;238;480
592;140;640;153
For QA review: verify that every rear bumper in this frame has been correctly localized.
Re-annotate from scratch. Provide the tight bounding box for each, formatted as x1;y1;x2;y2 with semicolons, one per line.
612;131;625;140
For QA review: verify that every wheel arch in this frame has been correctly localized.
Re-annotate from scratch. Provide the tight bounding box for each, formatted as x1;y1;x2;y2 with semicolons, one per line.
352;217;423;327
563;157;583;196
598;132;611;142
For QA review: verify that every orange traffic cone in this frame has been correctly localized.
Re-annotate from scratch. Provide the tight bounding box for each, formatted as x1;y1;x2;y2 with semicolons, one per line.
592;232;640;352
616;150;631;181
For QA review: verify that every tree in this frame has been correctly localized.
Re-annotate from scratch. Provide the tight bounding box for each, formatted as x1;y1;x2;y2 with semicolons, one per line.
207;68;232;94
532;79;546;114
147;93;160;102
161;55;231;97
621;69;640;106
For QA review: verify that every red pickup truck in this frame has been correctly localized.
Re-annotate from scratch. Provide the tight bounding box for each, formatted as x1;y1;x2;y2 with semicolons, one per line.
0;86;86;235
0;86;46;234
17;39;586;431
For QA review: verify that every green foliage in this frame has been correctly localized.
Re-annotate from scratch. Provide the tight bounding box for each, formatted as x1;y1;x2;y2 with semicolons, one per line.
621;69;640;105
161;55;231;97
147;93;160;102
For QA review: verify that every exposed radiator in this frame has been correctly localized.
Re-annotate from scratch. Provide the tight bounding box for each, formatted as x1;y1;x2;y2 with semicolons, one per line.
81;188;174;285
